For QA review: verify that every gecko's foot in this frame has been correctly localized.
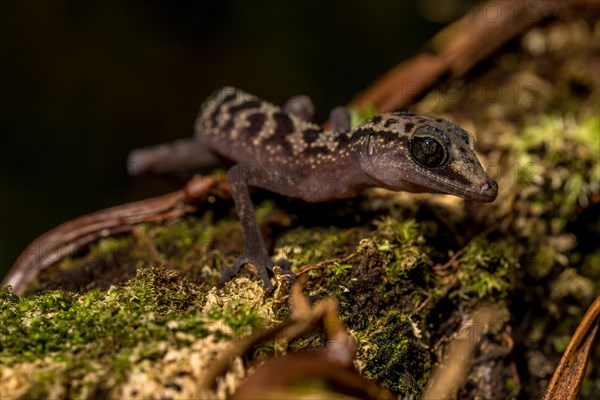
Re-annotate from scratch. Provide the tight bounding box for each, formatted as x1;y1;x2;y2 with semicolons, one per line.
219;254;294;292
283;95;315;122
330;106;351;133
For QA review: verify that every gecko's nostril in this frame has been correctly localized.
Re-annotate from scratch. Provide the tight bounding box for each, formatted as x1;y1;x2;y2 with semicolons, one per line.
479;179;498;201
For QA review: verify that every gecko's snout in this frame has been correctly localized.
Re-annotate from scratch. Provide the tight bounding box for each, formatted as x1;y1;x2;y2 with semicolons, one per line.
479;179;498;202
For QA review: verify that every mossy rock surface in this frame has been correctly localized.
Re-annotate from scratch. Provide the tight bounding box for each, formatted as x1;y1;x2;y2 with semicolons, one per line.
1;17;599;400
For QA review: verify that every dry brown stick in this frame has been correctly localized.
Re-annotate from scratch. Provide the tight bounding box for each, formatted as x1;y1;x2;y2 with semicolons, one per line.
433;245;470;275
423;304;501;399
198;279;348;388
542;296;600;400
201;279;394;399
233;350;396;400
295;253;357;276
2;175;215;295
433;221;499;276
412;288;433;316
344;0;567;116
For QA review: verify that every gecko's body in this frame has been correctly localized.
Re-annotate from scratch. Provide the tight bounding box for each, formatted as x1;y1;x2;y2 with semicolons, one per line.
193;87;497;290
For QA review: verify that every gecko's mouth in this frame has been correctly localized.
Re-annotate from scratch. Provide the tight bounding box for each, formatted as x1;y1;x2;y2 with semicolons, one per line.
463;181;498;202
404;158;499;202
393;169;498;203
431;175;498;202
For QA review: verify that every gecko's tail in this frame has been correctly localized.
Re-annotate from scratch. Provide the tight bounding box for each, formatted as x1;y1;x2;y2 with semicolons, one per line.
127;138;225;177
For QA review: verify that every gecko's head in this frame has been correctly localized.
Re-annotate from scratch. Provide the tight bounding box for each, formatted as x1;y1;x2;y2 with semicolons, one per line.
358;113;497;202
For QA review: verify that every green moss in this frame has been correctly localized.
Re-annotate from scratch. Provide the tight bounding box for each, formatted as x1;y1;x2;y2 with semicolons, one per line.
276;225;362;275
509;113;599;220
372;217;432;284
1;267;201;365
284;216;437;393
4;18;599;400
0;266;271;398
254;199;278;220
29;235;138;294
498;111;600;285
452;238;517;302
349;104;378;128
356;310;429;394
142;215;219;268
205;301;263;338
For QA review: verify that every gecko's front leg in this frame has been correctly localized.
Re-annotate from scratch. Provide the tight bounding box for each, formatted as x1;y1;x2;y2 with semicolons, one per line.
221;164;295;292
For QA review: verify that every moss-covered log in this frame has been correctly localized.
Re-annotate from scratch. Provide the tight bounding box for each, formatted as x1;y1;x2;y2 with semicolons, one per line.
1;14;599;400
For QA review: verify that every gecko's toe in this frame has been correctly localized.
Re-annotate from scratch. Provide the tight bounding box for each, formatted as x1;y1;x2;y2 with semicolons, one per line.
220;254;293;292
218;256;249;286
272;257;292;271
269;258;295;283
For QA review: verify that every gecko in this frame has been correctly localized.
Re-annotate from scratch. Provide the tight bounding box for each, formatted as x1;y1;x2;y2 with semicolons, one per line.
189;87;497;291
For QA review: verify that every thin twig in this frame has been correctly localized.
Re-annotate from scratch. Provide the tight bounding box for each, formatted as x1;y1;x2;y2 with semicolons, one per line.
295;253;357;277
412;288;433;316
542;296;600;400
423;305;501;400
433;222;499;275
2;175;215;295
341;0;565;118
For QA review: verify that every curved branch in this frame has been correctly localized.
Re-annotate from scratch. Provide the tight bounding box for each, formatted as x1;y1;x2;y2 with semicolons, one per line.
2;175;215;295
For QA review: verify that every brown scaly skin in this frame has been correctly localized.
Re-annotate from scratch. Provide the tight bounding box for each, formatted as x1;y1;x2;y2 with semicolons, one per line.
195;87;498;291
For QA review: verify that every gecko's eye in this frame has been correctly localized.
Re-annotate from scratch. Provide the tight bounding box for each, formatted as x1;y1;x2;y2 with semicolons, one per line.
410;135;447;168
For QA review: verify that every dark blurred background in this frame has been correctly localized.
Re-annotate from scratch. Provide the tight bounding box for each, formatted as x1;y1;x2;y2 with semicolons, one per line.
0;0;469;278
